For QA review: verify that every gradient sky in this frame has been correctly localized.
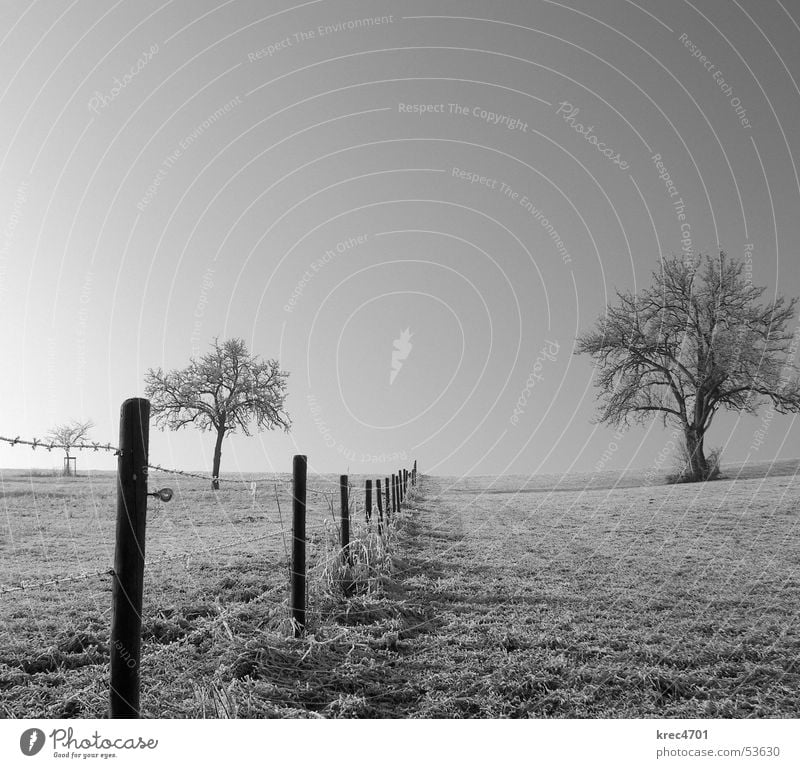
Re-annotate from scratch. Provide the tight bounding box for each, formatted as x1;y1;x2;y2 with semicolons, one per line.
1;0;798;477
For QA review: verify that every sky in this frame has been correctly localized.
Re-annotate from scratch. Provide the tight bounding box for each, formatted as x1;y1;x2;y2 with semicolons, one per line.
0;0;798;477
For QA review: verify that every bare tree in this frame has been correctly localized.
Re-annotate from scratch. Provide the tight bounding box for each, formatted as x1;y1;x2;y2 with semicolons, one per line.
46;419;94;476
144;338;291;489
577;252;800;481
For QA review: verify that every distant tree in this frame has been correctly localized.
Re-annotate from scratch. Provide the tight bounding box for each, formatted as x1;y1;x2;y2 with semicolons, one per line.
46;419;94;476
144;338;291;489
576;252;800;482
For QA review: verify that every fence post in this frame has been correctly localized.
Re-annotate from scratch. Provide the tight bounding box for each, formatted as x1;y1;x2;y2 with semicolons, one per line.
412;460;417;486
385;476;391;521
375;478;383;536
340;475;350;562
397;469;403;504
403;468;408;494
391;474;397;515
291;455;307;637
365;479;372;523
109;397;150;719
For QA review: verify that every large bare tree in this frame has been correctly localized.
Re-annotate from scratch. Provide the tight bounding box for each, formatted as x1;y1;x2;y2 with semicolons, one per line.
46;419;94;476
144;338;291;489
577;252;800;481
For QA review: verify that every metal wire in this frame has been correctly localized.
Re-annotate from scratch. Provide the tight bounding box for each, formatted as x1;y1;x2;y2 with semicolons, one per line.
0;566;114;595
0;435;119;453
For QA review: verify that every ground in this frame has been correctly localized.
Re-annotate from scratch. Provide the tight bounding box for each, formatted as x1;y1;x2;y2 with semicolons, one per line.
1;462;799;718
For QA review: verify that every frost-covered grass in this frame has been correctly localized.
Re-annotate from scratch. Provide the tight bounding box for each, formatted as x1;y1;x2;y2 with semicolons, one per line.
2;463;799;718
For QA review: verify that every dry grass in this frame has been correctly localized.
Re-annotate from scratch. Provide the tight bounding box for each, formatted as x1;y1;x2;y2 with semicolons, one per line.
2;463;799;718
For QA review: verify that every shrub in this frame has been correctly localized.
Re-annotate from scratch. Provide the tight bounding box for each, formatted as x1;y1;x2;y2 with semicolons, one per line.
666;441;723;484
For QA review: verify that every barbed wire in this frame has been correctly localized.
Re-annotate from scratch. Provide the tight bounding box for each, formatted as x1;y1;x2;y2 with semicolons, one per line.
0;566;114;595
146;464;219;483
0;435;119;453
145;463;338;501
147;463;303;489
144;527;304;568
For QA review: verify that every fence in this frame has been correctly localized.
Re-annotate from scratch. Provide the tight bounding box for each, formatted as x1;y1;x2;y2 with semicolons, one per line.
0;397;419;718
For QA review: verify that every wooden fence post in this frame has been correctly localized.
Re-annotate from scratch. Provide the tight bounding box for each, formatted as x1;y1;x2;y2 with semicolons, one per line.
412;460;417;486
404;468;408;494
375;478;383;536
291;455;307;636
397;469;403;504
340;475;350;562
339;475;352;596
365;479;372;524
385;476;391;521
109;397;150;719
391;473;398;515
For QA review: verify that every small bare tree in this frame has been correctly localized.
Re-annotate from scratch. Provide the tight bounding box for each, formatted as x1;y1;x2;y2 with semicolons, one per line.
577;252;800;482
144;338;291;489
47;420;95;476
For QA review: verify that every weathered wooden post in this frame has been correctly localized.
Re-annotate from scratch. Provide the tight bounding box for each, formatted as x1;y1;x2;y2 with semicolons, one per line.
403;468;408;494
385;476;391;521
340;475;351;562
290;455;307;636
365;479;372;523
375;478;384;536
412;459;417;486
391;473;398;515
339;474;352;595
110;397;150;718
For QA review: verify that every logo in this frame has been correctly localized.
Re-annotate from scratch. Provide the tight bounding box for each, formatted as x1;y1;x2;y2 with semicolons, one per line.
390;328;413;385
20;729;45;756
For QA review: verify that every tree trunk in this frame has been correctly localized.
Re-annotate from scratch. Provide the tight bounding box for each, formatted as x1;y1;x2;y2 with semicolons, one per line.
211;428;225;490
684;427;708;481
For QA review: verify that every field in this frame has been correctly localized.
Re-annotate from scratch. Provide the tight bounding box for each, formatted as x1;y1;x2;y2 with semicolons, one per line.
1;461;799;718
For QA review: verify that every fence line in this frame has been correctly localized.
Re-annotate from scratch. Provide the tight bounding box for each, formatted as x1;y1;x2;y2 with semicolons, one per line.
0;566;114;595
0;509;334;597
0;435;119;453
2;397;419;718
